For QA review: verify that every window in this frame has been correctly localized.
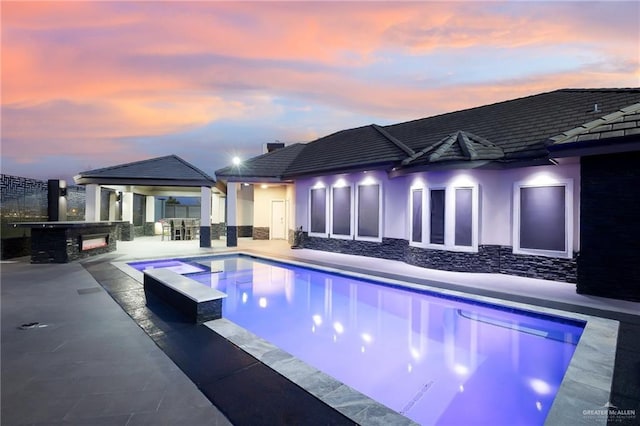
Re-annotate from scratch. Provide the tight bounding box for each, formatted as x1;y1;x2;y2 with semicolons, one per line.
409;183;478;251
455;188;473;247
411;188;423;243
513;180;573;258
429;189;445;244
356;182;381;241
309;187;328;236
331;185;352;238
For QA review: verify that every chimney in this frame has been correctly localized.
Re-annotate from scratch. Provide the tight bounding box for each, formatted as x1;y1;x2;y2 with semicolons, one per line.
264;142;285;153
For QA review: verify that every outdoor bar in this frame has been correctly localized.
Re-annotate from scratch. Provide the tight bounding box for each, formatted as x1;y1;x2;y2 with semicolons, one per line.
13;221;122;263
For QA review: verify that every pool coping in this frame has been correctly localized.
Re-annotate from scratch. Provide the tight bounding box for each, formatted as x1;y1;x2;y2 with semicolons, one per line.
113;251;619;426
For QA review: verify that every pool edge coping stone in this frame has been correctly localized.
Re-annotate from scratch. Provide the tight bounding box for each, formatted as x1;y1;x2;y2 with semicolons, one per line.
204;318;419;426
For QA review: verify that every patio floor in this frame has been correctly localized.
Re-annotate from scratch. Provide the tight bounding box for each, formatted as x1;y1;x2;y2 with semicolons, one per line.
2;236;639;425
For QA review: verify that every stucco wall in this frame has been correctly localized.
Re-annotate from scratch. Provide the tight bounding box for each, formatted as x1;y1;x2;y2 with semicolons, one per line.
403;162;580;249
236;184;254;226
384;175;407;239
292;162;581;283
295;163;580;250
253;185;287;227
286;184;296;241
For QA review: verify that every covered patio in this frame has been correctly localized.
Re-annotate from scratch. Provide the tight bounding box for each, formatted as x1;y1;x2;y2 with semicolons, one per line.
74;155;226;248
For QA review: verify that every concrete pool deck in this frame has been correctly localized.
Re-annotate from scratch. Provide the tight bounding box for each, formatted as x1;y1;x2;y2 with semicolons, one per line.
2;236;639;425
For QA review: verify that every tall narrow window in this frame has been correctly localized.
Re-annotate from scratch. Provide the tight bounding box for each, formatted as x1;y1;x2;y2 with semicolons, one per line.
430;189;445;244
357;183;380;239
310;187;327;235
332;186;351;236
455;188;473;247
411;189;423;243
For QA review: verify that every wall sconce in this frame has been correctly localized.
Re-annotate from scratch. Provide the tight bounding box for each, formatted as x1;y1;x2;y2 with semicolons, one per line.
59;187;68;197
116;192;122;202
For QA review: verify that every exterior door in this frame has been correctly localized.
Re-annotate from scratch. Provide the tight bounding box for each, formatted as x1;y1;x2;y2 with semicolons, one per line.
271;200;286;239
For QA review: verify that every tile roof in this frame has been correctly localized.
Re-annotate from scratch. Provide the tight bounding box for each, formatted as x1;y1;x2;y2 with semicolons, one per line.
548;103;640;145
76;155;215;184
383;89;640;169
215;89;640;180
215;143;306;180
282;124;409;176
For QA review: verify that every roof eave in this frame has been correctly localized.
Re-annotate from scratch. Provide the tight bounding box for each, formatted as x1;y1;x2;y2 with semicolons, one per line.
73;176;216;187
388;158;554;178
283;161;398;180
548;137;640;158
218;176;293;184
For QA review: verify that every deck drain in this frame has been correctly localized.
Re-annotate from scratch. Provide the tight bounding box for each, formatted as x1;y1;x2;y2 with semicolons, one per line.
18;322;48;330
77;287;102;295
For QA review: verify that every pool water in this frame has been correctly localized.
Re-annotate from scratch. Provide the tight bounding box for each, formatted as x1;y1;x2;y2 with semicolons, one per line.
129;255;584;425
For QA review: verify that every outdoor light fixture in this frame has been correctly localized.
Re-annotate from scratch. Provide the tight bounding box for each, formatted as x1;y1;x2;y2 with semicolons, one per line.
232;156;241;166
59;187;68;197
116;192;122;202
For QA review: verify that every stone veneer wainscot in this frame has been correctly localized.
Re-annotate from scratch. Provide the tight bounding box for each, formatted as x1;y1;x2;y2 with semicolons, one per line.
302;234;577;283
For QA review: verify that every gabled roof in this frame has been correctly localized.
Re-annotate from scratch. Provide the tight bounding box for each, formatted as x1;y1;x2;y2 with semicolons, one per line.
214;88;640;180
403;130;505;165
75;155;216;186
215;143;306;181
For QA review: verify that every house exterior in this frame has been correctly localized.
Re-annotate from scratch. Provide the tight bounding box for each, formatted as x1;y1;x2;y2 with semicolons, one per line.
215;89;640;302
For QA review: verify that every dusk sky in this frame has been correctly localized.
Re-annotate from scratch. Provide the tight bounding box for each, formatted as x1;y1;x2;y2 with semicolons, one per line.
2;1;638;183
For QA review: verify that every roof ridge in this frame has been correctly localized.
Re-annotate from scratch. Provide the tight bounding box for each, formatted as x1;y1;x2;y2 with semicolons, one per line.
387;88;640;129
371;124;415;156
557;88;640;93
78;154;177;175
171;155;216;181
76;154;216;182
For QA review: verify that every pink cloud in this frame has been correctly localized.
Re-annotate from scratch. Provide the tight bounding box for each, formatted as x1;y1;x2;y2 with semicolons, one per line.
1;1;638;176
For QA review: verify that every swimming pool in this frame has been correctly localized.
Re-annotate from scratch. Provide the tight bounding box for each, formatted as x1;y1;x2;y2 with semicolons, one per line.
128;254;589;425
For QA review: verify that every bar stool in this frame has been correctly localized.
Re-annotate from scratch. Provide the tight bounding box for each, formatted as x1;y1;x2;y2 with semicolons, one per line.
171;220;182;240
183;220;194;240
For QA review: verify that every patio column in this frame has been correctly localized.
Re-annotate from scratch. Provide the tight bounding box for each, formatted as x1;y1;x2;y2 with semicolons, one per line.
226;182;238;247
200;186;212;248
48;179;67;221
120;191;134;241
211;192;221;240
85;184;100;221
145;196;155;236
122;192;133;223
108;192;118;221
